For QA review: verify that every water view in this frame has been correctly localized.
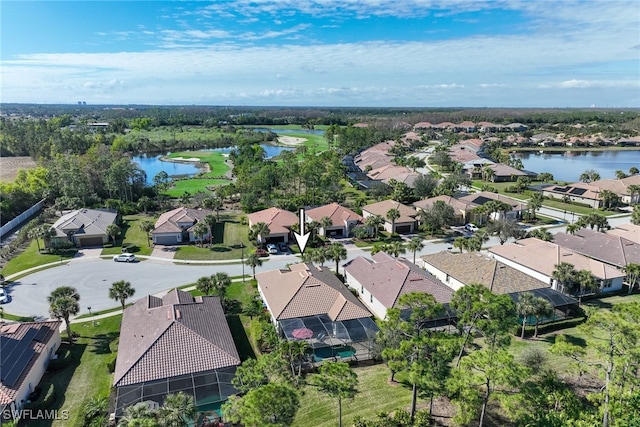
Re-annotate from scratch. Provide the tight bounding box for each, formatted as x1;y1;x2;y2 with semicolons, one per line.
515;150;640;182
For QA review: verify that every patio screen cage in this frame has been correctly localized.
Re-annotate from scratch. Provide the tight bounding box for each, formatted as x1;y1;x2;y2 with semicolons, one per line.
114;366;238;417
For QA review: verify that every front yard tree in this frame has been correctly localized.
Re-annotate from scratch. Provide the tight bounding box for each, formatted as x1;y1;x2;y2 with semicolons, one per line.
202;214;217;244
528;192;543;220
328;243;347;275
309;362;358;427
196;276;214;295
487;218;523;245
28;224;52;253
249;222;270;249
139;220;155;247
407;237;424;264
106;223;120;245
48;286;80;342
633;205;640;226
245;252;263;279
192;222;208;247
365;215;384;239
320;216;333;236
386;208;400;234
109;280;136;312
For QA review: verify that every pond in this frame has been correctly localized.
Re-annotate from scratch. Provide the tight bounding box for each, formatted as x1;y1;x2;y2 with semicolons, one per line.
514;150;640;182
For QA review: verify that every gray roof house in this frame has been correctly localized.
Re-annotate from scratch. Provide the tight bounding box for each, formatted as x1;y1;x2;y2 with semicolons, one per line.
553;229;640;269
49;208;118;247
113;289;241;417
151;207;213;245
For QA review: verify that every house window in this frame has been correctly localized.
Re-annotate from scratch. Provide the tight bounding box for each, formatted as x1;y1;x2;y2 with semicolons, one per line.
603;280;612;288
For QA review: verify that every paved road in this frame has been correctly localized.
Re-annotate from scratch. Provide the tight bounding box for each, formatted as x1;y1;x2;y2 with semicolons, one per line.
3;214;631;319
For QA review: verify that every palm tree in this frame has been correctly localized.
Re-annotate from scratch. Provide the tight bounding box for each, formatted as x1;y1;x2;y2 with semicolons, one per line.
196;276;214;295
552;262;576;294
211;272;232;308
615;170;628;179
453;237;467;253
627;184;640;205
202;214;217;244
528;192;543;220
312;246;329;267
527;228;553;241
158;392;195;427
320;216;333;237
137;196;153;214
328;243;347;275
406;237;424;264
245;252;263;279
249;222;270;249
28;224;51;253
482;166;495;182
48;286;80;342
106;223;121;245
532;297;554;338
516;292;537;339
139;220;155;247
623;263;640;294
630;167;640;176
385;241;406;258
566;223;581;235
365;215;384;239
117;402;157;427
575;269;598;304
204;197;223;221
386;208;401;234
108;280;135;312
192;222;208;247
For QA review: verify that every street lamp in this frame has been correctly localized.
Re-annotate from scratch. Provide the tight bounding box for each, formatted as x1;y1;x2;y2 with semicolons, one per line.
88;306;92;316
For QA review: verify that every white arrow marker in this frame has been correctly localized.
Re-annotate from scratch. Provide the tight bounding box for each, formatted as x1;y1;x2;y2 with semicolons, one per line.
293;208;311;255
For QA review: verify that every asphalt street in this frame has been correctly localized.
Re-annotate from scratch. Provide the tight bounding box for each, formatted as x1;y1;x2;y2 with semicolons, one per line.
2;213;631;319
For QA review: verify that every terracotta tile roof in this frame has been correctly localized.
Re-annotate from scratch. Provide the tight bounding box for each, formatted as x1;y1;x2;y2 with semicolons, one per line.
51;208;117;238
413;122;433;129
421;251;550;294
306;203;362;227
247;207;298;235
362;200;417;223
553;229;640;268
0;321;61;404
488;238;626;281
487;163;528;177
382;172;422;188
448;146;482;162
345;252;453;308
114;289;240;387
590;174;640;196
458;191;527;212
367;165;414;180
256;263;372;321
413;195;478;214
152;207;212;234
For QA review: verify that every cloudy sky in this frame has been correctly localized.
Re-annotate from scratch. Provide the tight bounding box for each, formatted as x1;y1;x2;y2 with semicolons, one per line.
1;0;639;107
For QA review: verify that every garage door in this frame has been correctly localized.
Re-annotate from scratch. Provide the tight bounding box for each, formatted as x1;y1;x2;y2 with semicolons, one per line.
78;237;104;247
395;225;412;234
155;235;178;245
267;236;285;243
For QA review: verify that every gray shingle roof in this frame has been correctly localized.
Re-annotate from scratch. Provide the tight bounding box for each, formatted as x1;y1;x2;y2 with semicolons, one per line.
553;229;640;268
51;208;117;237
113;289;240;387
152;207;212;234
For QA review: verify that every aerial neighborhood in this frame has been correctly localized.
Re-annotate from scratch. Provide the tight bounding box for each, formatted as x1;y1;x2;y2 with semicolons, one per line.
1;106;640;427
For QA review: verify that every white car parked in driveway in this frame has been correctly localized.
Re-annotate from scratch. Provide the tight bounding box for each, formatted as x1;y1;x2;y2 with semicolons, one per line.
0;287;8;304
465;223;479;232
266;244;278;255
113;253;137;263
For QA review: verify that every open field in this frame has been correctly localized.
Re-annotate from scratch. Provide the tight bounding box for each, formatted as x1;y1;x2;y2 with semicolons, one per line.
165;178;231;197
0;156;37;182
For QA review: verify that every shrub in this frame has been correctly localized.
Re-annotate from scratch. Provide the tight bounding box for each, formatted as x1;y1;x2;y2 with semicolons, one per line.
106;354;117;373
519;347;547;374
48;347;72;371
26;382;55;411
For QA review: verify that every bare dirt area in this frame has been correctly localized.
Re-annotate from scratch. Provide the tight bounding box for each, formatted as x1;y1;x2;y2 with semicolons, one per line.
277;135;307;145
0;156;37;182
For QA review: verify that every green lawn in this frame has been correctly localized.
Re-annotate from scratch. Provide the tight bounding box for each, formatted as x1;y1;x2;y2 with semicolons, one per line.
29;316;121;427
173;214;254;260
167;151;230;177
101;214;156;256
124;127;227;144
292;364;413;427
0;240;76;277
165;178;231;197
541;198;618;216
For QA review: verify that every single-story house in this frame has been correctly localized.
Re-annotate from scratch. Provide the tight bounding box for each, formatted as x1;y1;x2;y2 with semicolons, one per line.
49;208;118;247
553;229;640;269
344;252;454;324
247;207;298;243
151;207;213;245
256;263;378;362
413;195;478;226
543;182;602;209
589;174;640;205
421;251;578;321
488;238;626;294
457;191;527;221
362;200;418;234
484;163;530;182
607;223;640;244
0;320;62;423
306;202;363;238
113;289;241;417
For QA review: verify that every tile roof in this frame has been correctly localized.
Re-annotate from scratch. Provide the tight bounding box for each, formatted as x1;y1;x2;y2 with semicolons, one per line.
247;207;298;235
362;200;417;223
488;238;626;281
0;321;61;404
553;229;640;268
544;182;601;201
421;251;550;294
382;172;422;188
114;289;240;387
413;195;478;214
306;203;363;227
608;223;640;244
51;208;117;237
590;174;640;196
152;207;212;234
367;165;414;181
345;252;453;308
458;191;527;211
488;163;528;177
256;263;372;321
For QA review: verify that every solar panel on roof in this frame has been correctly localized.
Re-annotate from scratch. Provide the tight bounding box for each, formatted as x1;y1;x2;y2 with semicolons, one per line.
34;325;49;343
473;196;493;205
1;328;38;387
569;188;587;195
2;348;35;387
554;187;569;193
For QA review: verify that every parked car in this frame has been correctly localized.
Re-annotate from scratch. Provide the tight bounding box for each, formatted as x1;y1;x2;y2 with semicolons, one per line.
255;248;269;257
0;288;8;304
113;253;137;263
266;244;278;254
278;242;288;252
465;223;479;232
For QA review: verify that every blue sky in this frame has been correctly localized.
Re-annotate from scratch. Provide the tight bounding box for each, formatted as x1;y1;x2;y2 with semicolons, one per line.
1;0;639;107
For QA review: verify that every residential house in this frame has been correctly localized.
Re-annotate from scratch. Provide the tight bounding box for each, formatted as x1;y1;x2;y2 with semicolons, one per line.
589;174;640;205
488;238;626;294
542;182;603;209
553;229;640;269
344;252;454;323
448;145;483;163
49;208;117;247
607;223;640;244
247;207;298;243
151;207;213;245
362;200;418;234
256;263;378;362
457;191;527;221
413;122;434;130
113;289;241;417
421;251;578;319
306;202;363;238
0;321;62;422
413;195;478;226
484;163;530;182
366;164;421;188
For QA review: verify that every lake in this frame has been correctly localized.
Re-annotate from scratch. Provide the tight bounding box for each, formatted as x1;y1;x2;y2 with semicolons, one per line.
133;144;294;184
515;150;640;182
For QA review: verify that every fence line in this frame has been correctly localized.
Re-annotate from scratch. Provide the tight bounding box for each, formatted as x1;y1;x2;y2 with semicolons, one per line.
0;199;46;241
